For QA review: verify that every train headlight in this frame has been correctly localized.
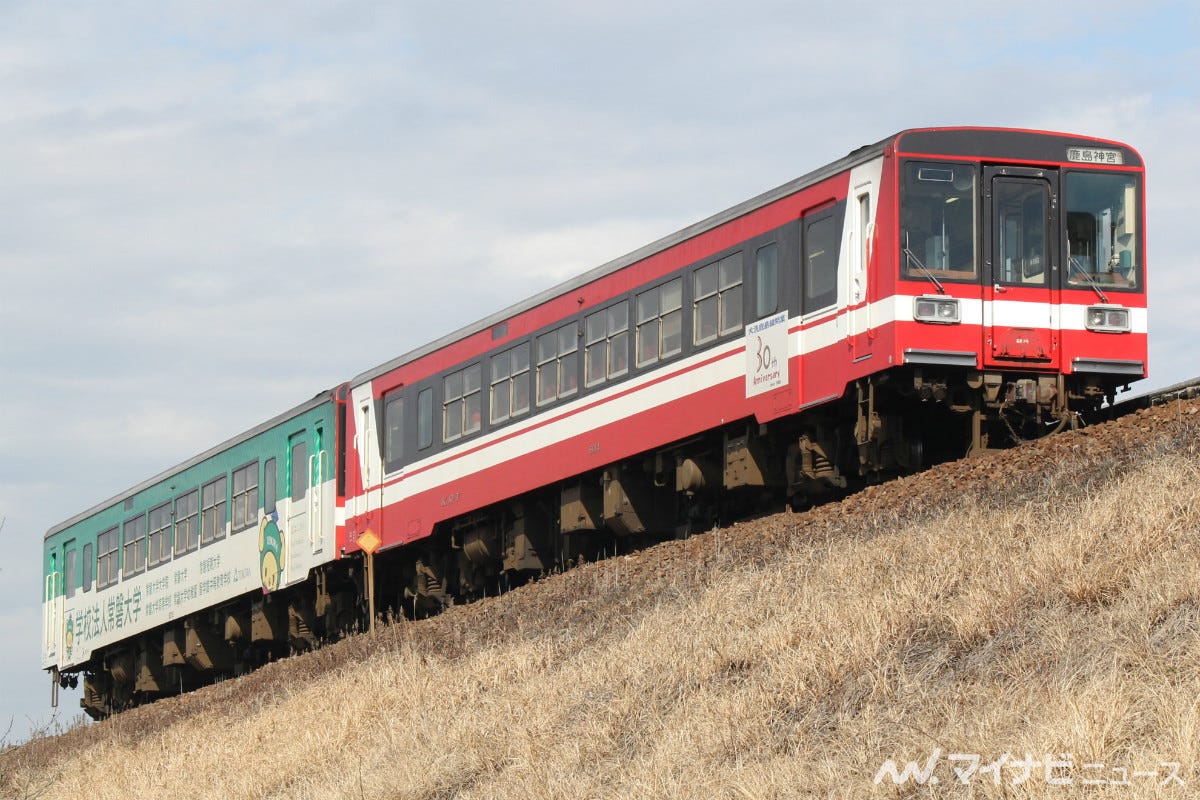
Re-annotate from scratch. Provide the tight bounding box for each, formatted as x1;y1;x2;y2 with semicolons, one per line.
1086;305;1131;333
914;296;960;324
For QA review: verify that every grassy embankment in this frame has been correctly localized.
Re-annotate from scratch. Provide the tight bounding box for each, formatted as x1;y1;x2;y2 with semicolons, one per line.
5;401;1200;799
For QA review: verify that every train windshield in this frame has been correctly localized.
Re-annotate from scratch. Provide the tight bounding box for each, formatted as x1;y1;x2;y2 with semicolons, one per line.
1065;172;1141;291
900;162;979;284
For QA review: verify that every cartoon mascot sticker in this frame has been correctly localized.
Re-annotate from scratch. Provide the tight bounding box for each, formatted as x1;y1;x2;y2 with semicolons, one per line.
259;511;285;594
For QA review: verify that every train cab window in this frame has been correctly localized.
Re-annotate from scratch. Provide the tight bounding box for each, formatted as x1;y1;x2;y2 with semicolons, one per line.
636;278;682;367
174;489;200;554
755;243;779;318
417;388;433;450
694;254;743;345
900;162;978;283
995;179;1048;286
443;364;482;442
123;513;147;578
148;502;172;567
232;462;259;532
585;301;629;387
201;476;228;545
97;527;119;590
82;543;93;592
383;392;404;469
536;324;580;406
1065;172;1141;289
64;544;77;599
491;344;531;423
264;458;278;514
803;215;838;314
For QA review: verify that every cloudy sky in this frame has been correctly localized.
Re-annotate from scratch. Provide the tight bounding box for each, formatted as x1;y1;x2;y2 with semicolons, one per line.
1;1;1196;738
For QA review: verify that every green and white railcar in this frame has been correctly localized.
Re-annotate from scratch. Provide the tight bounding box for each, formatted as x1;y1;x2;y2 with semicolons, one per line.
41;388;344;715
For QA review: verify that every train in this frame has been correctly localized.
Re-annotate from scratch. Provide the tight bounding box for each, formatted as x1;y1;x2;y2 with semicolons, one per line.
41;126;1148;718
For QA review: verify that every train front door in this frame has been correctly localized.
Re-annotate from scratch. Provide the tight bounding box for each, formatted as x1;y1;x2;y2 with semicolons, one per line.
983;166;1060;370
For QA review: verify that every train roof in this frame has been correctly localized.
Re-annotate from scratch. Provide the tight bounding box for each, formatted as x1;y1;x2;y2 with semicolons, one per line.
45;389;338;540
349;125;1140;388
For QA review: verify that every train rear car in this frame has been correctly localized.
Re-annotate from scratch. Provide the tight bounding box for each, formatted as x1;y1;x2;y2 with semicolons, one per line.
42;389;350;718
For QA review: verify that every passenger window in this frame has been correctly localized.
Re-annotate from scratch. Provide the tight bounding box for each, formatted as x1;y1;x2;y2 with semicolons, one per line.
123;514;147;577
64;545;77;599
803;215;838;314
693;253;742;345
443;365;482;442
97;527;119;590
174;490;200;554
384;392;404;468
636;278;682;367
201;476;228;544
231;462;259;532
148;502;172;567
417;388;433;450
755;243;779;317
264;458;278;514
490;344;531;423
585;301;629;387
536;324;579;406
82;543;93;592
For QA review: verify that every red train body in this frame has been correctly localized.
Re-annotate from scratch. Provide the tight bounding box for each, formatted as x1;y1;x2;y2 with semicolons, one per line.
337;127;1145;605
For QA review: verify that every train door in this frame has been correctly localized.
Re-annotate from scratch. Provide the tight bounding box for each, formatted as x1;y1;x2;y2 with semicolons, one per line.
310;424;326;557
983;167;1060;370
847;160;882;362
286;431;309;584
43;550;63;663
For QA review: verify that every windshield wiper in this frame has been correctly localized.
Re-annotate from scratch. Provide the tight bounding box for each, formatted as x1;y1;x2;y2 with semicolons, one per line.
902;233;945;294
1068;255;1108;303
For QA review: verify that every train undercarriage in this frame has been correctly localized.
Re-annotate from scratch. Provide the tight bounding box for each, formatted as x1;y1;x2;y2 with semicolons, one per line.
66;365;1123;720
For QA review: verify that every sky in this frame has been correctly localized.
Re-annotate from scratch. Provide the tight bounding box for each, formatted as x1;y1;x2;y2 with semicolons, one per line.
1;1;1197;741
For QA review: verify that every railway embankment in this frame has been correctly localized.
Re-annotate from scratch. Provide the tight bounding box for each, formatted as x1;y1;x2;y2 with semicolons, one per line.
6;397;1200;798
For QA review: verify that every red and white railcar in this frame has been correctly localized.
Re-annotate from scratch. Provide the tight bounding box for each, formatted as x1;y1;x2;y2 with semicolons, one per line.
339;127;1147;608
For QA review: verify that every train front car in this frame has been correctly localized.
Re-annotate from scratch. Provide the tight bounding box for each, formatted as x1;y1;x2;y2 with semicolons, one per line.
41;389;350;718
337;126;1147;617
887;128;1147;451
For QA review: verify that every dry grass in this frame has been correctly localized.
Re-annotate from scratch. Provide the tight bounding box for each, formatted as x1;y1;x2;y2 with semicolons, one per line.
7;406;1200;799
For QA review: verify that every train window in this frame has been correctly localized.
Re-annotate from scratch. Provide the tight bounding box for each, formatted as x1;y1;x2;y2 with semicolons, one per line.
803;216;838;314
694;253;743;345
264;458;278;514
201;476;228;545
174;489;200;554
64;544;77;599
536;324;580;406
417;388;433;450
636;278;682;367
290;442;308;503
384;392;404;468
82;543;93;592
443;365;482;443
755;243;779;317
148;502;172;567
97;527;119;590
123;513;147;578
900;161;978;282
491;344;531;423
995;180;1048;286
1065;172;1140;290
231;462;259;533
585;301;629;387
